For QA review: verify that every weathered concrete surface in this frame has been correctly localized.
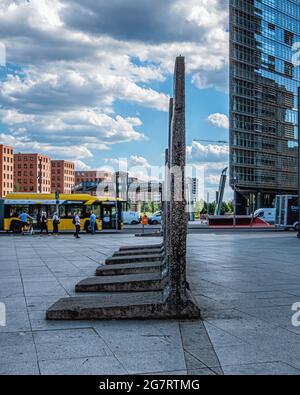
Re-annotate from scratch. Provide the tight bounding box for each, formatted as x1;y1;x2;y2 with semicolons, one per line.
135;232;162;238
164;97;173;257
47;291;169;320
96;261;164;276
113;248;164;257
46;289;199;320
166;56;199;317
119;243;163;251
75;272;168;293
105;253;163;265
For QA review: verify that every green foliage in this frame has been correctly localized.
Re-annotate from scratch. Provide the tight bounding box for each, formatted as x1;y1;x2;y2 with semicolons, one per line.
194;200;233;216
140;202;161;214
227;201;234;213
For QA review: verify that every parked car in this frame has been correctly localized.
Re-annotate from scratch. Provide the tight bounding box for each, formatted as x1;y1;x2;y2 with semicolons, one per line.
148;211;162;225
122;211;140;225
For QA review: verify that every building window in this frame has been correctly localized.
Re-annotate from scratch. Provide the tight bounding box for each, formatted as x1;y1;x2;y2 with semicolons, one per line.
284;30;293;46
268;23;275;31
284;62;294;78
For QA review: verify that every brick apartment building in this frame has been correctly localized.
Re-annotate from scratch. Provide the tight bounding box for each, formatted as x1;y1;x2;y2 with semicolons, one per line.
75;170;112;185
51;160;75;194
0;144;14;198
14;153;51;193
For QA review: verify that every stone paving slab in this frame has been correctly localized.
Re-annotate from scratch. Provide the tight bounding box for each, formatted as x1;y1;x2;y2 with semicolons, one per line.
2;232;300;374
222;362;300;375
39;356;128;375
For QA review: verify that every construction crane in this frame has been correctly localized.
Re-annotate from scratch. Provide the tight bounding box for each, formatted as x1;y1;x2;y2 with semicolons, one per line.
193;139;228;144
215;167;228;216
192;139;229;216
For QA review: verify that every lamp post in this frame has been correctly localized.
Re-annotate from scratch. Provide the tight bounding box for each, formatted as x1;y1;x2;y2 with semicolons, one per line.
233;176;238;228
55;191;60;217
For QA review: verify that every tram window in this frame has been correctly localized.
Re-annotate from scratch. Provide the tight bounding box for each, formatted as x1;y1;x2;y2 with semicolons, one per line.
62;205;84;218
59;206;66;218
7;205;30;217
86;205;101;218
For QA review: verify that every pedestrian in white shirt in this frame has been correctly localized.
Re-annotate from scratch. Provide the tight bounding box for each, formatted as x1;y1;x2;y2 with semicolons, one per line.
73;212;81;238
52;212;60;235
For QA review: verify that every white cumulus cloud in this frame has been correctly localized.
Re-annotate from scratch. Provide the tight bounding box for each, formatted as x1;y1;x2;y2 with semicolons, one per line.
208;113;229;129
0;0;229;162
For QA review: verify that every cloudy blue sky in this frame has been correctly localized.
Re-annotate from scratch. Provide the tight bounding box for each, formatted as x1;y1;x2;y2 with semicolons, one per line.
0;0;231;200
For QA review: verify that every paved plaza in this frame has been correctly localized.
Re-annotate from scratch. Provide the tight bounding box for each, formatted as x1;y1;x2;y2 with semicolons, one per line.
1;231;300;375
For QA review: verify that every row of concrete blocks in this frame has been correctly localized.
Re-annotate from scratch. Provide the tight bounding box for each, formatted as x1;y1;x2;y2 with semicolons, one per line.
46;243;200;320
76;244;167;293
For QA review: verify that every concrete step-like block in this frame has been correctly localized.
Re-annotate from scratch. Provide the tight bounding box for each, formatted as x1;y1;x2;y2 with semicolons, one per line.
113;248;164;257
119;243;163;252
105;254;163;265
96;261;163;276
46;291;169;320
46;290;201;320
75;272;168;293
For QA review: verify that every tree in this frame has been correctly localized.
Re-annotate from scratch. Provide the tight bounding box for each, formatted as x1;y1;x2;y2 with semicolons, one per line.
209;202;216;215
227;201;234;214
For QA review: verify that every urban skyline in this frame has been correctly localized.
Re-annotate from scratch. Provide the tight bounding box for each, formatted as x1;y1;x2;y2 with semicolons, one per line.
0;0;230;200
2;1;300;378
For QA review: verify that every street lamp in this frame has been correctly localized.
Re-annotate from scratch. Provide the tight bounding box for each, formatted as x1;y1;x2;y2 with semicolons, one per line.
232;176;238;228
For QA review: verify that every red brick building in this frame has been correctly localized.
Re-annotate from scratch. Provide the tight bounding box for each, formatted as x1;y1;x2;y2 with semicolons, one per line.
51;160;75;194
0;144;14;198
75;170;112;185
14;153;51;193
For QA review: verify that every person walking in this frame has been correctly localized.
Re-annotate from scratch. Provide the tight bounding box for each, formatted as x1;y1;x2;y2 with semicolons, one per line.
40;211;49;234
141;213;148;234
19;210;33;235
73;212;81;238
89;211;96;235
52;212;60;235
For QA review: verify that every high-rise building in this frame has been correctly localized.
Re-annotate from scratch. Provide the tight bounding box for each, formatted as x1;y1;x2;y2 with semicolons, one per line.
230;0;299;214
14;153;51;193
0;145;14;198
186;177;201;220
51;160;75;194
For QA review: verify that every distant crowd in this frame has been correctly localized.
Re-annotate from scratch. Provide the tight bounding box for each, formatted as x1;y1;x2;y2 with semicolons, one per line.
18;210;97;238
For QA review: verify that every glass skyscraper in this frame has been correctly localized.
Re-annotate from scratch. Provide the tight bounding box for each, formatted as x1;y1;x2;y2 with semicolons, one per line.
230;0;299;214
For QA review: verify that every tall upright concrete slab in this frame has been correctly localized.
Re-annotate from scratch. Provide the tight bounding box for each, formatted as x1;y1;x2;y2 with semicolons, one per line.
164;97;173;257
46;56;200;321
166;56;199;316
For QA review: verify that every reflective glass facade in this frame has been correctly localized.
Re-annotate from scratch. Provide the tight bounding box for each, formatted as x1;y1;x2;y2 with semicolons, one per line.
230;0;299;213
